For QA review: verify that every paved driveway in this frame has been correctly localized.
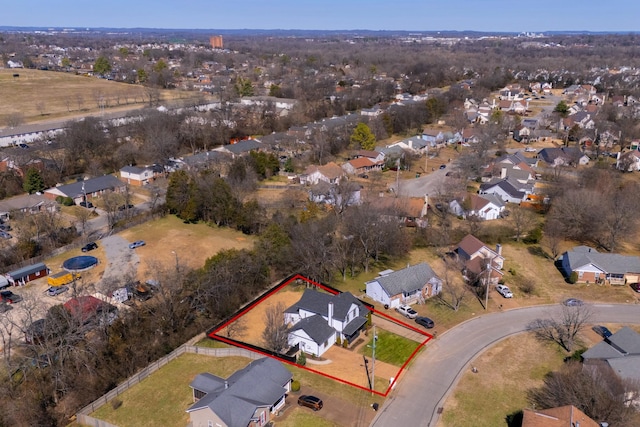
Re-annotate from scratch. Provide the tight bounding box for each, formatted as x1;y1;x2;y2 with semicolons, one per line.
370;303;640;427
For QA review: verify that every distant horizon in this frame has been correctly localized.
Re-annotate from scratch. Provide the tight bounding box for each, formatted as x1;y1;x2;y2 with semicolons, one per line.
1;26;638;36
2;1;639;34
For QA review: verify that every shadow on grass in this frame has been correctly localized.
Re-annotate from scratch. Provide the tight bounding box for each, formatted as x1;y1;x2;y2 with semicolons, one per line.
505;410;523;427
527;245;550;259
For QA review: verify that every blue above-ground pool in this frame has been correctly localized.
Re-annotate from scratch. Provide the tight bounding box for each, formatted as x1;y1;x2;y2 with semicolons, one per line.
63;255;98;272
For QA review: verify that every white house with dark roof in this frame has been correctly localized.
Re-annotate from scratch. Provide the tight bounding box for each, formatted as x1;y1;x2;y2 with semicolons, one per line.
478;178;527;203
466;193;505;221
285;289;368;357
365;262;442;308
186;357;292;427
560;246;640;285
119;165;155;186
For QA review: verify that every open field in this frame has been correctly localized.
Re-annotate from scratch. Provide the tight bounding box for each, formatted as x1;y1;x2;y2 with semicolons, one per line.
0;68;201;126
119;215;255;280
437;333;567;427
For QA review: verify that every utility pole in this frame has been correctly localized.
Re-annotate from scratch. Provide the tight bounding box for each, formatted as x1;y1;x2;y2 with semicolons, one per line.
371;325;378;394
484;258;492;310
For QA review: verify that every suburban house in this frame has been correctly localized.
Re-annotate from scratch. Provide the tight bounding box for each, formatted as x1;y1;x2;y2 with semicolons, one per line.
478;178;528;203
0;193;57;219
216;138;263;158
365;262;442;308
581;326;640;385
119;165;156;186
466;193;506;220
341;157;383;176
560;246;640;285
354;149;385;163
521;405;599;427
285;289;369;357
44;175;125;204
186;357;292;427
299;162;345;186
307;180;361;208
5;262;50;286
616;150;640;172
455;234;504;286
538;147;590;167
63;295;117;326
373;194;430;228
387;136;429;154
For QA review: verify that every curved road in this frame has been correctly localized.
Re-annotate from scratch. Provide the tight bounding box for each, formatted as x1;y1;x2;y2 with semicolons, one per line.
370;303;640;426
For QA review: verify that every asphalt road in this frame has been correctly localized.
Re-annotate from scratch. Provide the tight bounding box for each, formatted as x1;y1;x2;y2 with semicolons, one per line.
389;166;450;198
370;303;640;427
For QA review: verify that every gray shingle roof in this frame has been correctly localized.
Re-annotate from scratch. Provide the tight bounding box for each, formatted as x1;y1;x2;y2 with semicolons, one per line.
479;179;526;200
223;139;262;155
367;262;440;296
564;247;640;275
8;262;48;279
187;357;292;427
288;314;336;344
284;289;365;321
120;165;150;174
47;175;124;199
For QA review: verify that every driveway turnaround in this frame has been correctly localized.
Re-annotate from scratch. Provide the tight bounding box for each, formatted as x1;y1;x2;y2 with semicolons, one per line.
370;304;640;427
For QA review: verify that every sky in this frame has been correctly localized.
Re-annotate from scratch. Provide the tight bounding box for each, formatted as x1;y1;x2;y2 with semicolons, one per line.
2;0;640;33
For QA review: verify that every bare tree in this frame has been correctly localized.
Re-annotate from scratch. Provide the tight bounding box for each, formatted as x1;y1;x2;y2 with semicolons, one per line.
6;112;24;128
528;360;640;426
436;256;469;311
528;305;592;352
262;301;288;352
543;218;564;260
225;317;248;339
509;205;536;242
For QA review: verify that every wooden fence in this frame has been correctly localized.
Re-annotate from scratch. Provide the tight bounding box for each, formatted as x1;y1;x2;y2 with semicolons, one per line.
75;344;263;427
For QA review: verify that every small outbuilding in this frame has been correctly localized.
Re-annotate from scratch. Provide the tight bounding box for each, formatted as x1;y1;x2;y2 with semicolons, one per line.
6;262;49;286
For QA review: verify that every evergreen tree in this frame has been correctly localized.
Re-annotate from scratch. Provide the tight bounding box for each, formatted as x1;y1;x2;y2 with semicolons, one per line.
23;168;45;194
350;122;376;150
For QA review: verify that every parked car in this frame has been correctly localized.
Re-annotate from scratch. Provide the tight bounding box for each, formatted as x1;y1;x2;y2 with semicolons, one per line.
496;284;513;298
298;395;323;411
46;285;69;297
396;304;418;319
630;283;640;293
129;240;146;249
439;164;446;169
563;298;584;307
81;242;98;252
0;224;11;231
592;325;613;338
79;201;94;208
525;147;537;152
1;290;22;304
0;231;12;239
415;316;435;329
118;204;134;211
18;143;29;149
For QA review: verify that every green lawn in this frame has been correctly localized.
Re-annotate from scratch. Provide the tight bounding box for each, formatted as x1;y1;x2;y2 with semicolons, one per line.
359;330;421;366
277;408;341;427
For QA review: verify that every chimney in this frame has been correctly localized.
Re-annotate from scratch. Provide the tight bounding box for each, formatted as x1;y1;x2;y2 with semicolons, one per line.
500;167;507;179
327;302;333;328
224;380;228;389
496;244;502;256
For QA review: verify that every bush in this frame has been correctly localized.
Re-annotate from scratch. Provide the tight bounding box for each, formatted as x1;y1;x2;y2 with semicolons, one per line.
291;380;300;392
518;279;536;295
62;196;74;206
569;272;578;284
297;352;306;366
523;227;543;244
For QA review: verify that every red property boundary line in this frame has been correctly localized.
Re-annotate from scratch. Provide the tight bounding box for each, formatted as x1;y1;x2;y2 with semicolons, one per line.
207;274;434;397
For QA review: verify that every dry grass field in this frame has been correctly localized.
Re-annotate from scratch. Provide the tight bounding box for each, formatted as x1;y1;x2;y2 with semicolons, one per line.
0;68;200;126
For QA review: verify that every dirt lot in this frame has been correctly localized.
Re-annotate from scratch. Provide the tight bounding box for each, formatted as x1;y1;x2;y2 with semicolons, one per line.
222;287;400;392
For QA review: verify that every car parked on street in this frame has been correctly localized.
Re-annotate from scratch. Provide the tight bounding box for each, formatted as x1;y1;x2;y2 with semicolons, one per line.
563;298;584;307
46;285;69;297
1;290;22;304
81;242;98;252
630;283;640;293
415;316;435;329
298;395;323;411
129;240;146;249
396;304;418;319
496;284;513;298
